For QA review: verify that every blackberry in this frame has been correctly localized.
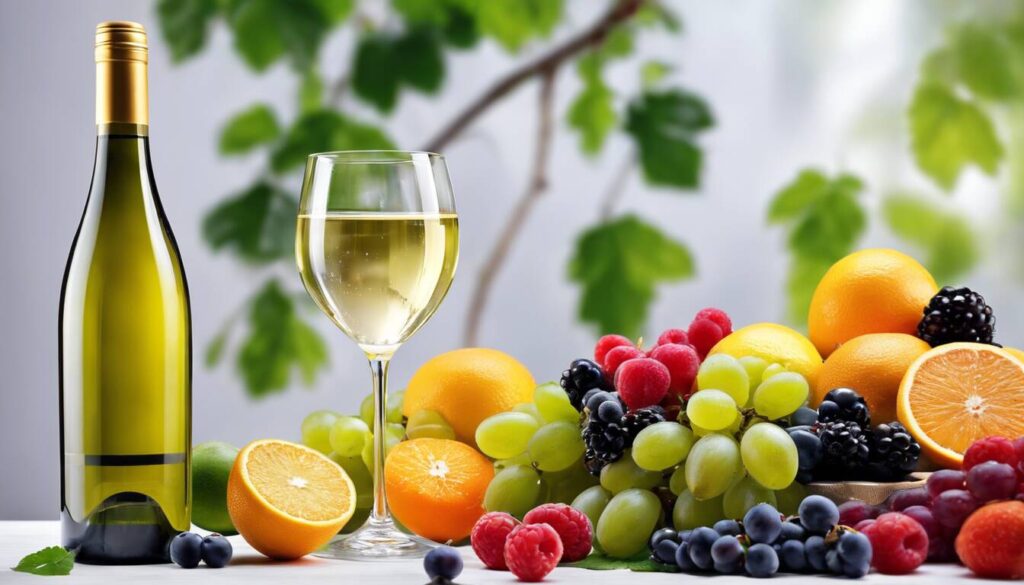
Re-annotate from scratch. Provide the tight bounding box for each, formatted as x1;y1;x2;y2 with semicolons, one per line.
816;388;870;428
560;358;608;411
621;406;666;447
917;286;996;347
814;420;869;477
582;391;627;475
866;422;921;481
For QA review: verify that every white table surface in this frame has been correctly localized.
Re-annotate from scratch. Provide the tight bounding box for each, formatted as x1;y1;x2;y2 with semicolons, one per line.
0;522;999;583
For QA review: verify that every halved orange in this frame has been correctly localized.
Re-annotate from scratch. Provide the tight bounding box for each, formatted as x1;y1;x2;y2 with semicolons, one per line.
227;439;356;559
385;438;493;543
898;343;1024;469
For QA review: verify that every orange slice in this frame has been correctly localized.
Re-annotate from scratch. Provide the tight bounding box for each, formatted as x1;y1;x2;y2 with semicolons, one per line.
227;439;355;559
385;438;493;542
898;343;1024;469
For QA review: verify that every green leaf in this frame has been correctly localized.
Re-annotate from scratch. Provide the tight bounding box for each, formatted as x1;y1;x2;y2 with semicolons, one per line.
568;58;616;155
237;280;327;397
570;215;695;337
202;182;298;263
12;546;74;576
625;90;714;189
883;194;978;283
785;255;833;325
270;110;395;173
352;28;446;112
156;0;219;63
299;71;323;113
391;0;480;48
395;28;446;93
477;0;564;52
635;2;683;32
206;328;229;368
640;61;672;89
952;23;1018;101
788;184;866;260
908;82;1004;191
219;104;280;155
567;552;677;572
226;0;343;71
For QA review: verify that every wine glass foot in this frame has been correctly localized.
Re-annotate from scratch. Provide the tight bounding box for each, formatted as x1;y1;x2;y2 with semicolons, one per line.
314;517;436;561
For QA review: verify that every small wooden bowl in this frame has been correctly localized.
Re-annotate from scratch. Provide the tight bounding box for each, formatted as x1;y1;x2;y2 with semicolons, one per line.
804;473;930;506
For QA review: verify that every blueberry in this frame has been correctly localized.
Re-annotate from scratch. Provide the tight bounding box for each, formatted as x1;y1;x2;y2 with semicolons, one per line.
687;527;719;570
170;532;203;569
826;548;843;574
712;519;741;536
798;495;839;535
778;520;806;542
804;535;827;571
586;391;614;413
779;539;807;572
652;539;680;565
200;533;232;568
649;527;679;549
789;429;824;471
790;406;818;427
837;532;872;578
674;541;696;571
710;536;744;573
424;546;463;581
744;503;783;544
597;399;623;423
745;543;779;578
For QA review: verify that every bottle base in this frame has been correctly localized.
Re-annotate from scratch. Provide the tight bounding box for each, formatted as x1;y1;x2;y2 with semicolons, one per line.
62;492;179;564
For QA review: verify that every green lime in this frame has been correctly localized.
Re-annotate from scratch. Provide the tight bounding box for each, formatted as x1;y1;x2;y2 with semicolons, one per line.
192;441;239;535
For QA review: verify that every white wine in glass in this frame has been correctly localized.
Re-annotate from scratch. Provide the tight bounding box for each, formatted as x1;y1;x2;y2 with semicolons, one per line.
296;151;458;560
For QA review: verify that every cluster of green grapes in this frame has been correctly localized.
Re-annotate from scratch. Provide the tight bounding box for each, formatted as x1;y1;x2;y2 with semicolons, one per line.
476;382;599;517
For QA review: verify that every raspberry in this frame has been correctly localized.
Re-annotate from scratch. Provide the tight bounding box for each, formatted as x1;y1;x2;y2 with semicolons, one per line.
594;335;634;366
861;512;928;574
687;318;724;358
900;505;951;563
504;523;563;582
656;328;689;347
471;512;520;570
523;504;592;562
963;436;1018;472
602;345;644;378
955;500;1024;579
614;358;671;410
694;307;733;336
649;343;700;395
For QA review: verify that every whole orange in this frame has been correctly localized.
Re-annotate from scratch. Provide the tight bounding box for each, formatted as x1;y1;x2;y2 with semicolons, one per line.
813;333;930;424
808;249;937;358
403;348;535;445
385;438;494;542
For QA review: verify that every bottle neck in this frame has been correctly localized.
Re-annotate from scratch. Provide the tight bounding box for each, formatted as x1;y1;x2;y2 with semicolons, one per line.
95;50;148;129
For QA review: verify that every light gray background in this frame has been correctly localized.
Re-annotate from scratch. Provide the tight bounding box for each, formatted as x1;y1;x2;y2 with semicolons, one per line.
1;1;1017;520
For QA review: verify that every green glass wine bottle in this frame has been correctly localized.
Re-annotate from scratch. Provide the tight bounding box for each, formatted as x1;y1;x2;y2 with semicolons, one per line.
58;21;191;564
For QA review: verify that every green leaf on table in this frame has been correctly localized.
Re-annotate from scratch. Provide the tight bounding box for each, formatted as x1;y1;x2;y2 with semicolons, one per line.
625;90;714;189
225;0;347;71
352;28;445;112
238;280;327;397
271;110;395;173
156;0;219;63
12;546;74;576
299;71;324;113
883;194;978;284
951;23;1018;101
566;552;677;573
570;214;695;337
908;82;1004;191
477;0;564;52
202;182;298;263
219;104;280;155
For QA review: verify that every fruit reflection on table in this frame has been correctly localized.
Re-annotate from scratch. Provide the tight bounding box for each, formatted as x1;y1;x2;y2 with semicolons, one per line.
186;247;1024;582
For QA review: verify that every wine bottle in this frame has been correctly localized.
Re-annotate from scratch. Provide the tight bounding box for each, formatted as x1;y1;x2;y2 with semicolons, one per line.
59;21;191;564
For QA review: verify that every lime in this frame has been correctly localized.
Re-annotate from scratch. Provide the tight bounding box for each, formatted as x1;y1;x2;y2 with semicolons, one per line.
192;441;239;535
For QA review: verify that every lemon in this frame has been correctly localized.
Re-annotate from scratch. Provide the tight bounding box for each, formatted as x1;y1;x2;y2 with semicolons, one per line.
708;323;823;388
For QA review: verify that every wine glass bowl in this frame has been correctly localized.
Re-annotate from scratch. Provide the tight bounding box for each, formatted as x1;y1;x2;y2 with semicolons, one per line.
296;151;459;560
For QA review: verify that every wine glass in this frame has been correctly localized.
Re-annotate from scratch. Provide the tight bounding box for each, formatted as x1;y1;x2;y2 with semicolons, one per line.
296;151;459;560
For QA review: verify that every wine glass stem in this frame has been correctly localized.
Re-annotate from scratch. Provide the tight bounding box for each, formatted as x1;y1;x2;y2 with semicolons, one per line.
368;356;393;522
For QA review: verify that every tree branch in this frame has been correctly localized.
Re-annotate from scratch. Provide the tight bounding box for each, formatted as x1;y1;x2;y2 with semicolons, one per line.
422;0;644;153
463;69;558;346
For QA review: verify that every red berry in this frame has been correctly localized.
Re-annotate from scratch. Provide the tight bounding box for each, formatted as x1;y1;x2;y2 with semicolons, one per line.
967;461;1019;502
694;307;733;336
861;512;929;575
886;487;930;512
614;358;671;410
471;512;520;570
901;505;951;563
926;469;965;500
853;519;876;531
504;523;563;582
687;319;723;358
1014;437;1024;479
963;436;1018;473
932;489;978;528
523;504;592;562
838;500;882;527
955;501;1024;579
649;343;700;395
602;345;644;378
656;328;689;347
594;335;633;366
